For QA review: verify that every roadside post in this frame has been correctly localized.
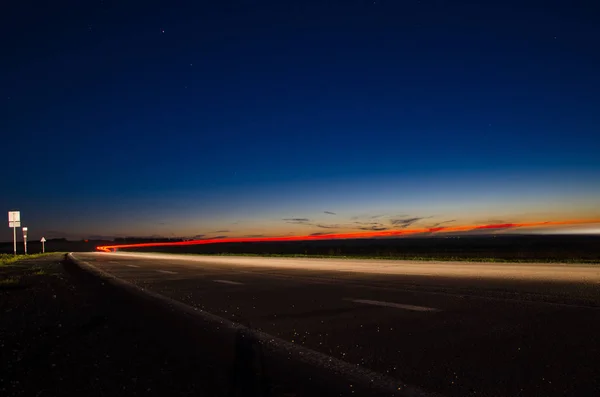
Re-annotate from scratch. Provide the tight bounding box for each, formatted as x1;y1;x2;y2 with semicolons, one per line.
41;237;46;253
22;227;28;255
8;211;21;255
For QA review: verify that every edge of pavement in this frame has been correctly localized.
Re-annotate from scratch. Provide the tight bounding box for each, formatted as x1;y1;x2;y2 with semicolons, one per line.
67;252;445;397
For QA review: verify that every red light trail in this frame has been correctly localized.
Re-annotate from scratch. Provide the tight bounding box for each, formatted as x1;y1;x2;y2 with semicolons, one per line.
96;218;600;252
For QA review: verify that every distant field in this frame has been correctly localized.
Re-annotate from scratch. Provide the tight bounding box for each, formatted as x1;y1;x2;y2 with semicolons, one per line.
2;235;599;263
120;235;600;263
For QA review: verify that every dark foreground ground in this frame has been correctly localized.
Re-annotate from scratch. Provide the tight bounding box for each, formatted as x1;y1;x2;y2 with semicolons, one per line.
2;253;600;397
1;254;385;397
1;254;226;397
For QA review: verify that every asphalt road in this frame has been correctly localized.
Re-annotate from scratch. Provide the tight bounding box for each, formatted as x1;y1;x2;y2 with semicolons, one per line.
72;252;600;397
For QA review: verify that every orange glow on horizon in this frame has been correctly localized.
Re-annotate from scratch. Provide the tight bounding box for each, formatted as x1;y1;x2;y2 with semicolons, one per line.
96;218;600;252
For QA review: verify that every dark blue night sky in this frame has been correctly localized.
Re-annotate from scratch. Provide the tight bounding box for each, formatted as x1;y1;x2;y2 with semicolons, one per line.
2;0;599;240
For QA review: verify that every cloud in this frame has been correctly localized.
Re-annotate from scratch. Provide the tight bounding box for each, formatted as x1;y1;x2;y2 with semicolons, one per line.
350;214;387;220
192;234;206;239
351;220;389;231
324;211;336;215
283;218;310;224
244;234;265;238
430;219;456;227
315;224;342;229
390;217;424;228
371;214;389;219
357;226;389;231
212;230;230;233
205;235;228;240
352;213;410;223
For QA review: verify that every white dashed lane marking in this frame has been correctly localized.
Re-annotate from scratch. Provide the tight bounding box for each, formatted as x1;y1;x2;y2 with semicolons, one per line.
125;264;140;268
157;270;178;274
348;298;439;312
213;279;244;285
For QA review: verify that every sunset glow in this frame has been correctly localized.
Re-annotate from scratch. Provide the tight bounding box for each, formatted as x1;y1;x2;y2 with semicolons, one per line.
96;218;600;252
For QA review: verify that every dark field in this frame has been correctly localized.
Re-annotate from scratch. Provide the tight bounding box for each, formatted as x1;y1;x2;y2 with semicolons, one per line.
144;235;600;262
2;235;600;262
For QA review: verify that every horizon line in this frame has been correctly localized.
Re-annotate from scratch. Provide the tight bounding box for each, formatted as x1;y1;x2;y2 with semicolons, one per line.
95;219;600;252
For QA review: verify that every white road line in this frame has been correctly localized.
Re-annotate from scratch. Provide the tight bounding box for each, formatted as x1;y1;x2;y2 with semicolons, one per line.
125;264;140;268
157;270;178;274
348;298;439;312
109;261;120;264
213;279;243;285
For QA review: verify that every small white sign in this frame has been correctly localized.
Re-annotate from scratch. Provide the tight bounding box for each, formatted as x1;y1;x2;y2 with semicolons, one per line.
8;211;20;226
41;237;46;242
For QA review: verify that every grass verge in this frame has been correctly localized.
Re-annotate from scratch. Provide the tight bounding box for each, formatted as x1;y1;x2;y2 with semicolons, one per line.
0;253;61;267
0;276;20;286
31;268;48;276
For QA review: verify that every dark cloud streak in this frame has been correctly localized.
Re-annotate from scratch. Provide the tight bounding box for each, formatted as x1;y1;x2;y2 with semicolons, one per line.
390;217;424;228
430;219;456;227
283;218;310;224
357;226;389;231
315;224;341;229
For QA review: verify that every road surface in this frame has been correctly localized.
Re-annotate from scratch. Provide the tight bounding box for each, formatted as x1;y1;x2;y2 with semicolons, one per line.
72;252;600;397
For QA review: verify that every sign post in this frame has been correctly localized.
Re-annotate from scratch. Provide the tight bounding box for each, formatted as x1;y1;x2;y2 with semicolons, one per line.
8;211;21;255
22;227;28;255
41;237;46;253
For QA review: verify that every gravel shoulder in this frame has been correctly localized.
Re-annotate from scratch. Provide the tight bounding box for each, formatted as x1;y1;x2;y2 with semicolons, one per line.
0;254;233;396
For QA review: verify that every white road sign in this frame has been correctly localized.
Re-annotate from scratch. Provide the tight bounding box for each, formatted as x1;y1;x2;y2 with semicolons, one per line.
8;211;21;255
8;211;21;228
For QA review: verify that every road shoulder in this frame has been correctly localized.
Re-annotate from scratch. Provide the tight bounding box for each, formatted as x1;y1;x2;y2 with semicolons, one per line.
0;254;230;397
